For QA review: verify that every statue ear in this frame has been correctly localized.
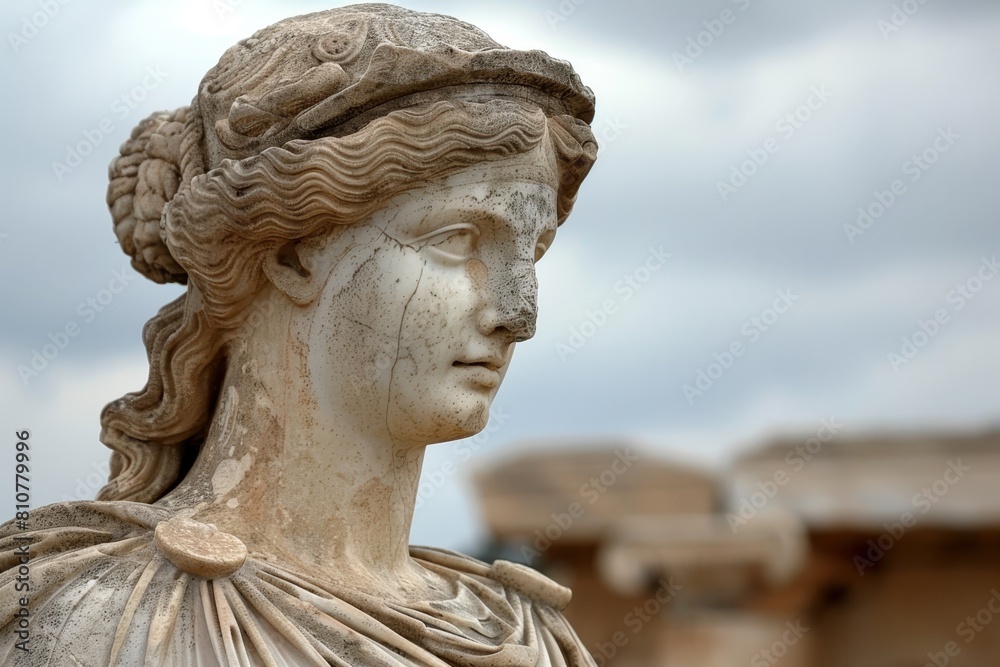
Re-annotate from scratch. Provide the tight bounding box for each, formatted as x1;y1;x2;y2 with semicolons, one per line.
262;240;324;306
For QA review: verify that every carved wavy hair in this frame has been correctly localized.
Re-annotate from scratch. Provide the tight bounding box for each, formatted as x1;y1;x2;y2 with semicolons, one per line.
98;98;598;503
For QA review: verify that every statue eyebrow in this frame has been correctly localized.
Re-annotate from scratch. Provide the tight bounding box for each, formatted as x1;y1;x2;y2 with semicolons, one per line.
386;189;557;246
406;222;480;248
392;204;505;240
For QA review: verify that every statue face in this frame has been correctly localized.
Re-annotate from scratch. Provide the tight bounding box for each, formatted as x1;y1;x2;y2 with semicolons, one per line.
299;145;559;447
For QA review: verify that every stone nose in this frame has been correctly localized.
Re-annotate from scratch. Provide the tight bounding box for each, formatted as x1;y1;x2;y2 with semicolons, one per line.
478;258;538;342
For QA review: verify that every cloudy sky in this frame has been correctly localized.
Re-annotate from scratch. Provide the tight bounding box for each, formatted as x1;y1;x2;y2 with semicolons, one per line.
2;0;998;550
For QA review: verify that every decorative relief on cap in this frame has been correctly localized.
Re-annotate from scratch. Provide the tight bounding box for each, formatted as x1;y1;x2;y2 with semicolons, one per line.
491;559;573;611
312;17;369;65
106;5;598;287
153;516;248;579
195;5;596;166
217;62;351;148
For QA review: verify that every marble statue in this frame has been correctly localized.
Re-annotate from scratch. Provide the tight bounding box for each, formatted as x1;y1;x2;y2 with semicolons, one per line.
0;5;598;665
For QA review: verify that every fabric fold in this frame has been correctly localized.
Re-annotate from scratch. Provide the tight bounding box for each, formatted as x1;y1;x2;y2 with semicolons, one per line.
0;502;595;666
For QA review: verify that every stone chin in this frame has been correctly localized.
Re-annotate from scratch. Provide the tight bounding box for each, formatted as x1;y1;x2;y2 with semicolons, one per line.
446;387;499;441
387;376;503;448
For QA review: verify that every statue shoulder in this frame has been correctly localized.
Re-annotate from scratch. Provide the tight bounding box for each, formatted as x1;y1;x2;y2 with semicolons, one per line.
0;500;168;573
0;505;276;665
0;501;170;664
411;546;574;611
0;510;596;666
410;546;595;666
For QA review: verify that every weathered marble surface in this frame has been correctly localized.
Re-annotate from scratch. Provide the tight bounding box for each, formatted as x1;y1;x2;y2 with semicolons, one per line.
0;4;598;664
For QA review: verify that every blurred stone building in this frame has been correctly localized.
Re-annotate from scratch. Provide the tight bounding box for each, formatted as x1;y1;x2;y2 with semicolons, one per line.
473;431;1000;666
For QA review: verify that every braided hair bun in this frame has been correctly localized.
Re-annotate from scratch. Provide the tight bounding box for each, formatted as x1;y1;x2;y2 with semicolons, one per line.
106;107;203;284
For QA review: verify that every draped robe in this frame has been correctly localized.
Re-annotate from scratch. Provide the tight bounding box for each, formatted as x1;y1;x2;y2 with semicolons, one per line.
0;502;595;666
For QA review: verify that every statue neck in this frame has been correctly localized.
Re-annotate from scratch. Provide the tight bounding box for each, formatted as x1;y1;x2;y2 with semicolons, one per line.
158;331;435;600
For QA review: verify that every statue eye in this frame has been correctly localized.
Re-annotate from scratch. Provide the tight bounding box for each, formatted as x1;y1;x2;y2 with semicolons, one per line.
412;223;479;262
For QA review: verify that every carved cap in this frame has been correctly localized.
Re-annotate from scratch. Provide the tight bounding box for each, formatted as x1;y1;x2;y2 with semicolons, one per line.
108;4;597;285
197;3;597;167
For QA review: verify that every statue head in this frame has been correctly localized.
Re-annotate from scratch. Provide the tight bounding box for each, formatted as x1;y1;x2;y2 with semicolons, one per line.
98;4;598;503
